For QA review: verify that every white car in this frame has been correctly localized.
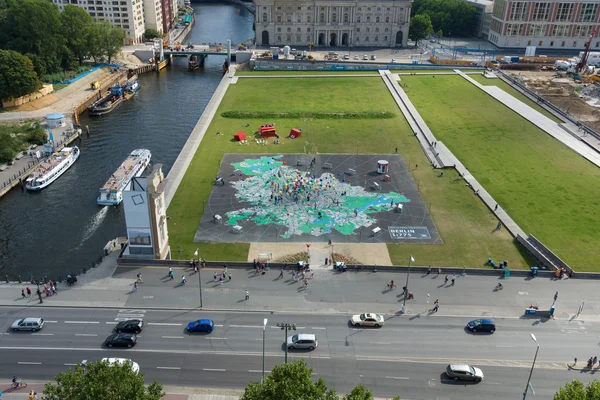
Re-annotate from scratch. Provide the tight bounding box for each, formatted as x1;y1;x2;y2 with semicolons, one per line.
101;358;140;375
363;55;368;60
351;313;385;327
354;55;359;60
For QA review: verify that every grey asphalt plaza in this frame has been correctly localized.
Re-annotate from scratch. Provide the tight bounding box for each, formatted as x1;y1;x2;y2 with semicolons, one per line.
194;153;441;244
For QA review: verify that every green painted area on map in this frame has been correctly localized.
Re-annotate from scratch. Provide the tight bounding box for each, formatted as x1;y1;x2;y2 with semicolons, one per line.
232;155;283;176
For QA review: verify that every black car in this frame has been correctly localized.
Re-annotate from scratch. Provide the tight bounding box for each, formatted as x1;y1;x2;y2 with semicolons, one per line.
466;319;496;333
115;319;144;334
104;333;137;348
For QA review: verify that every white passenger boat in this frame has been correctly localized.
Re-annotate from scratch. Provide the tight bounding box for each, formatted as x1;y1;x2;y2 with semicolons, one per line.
97;149;151;206
25;146;80;191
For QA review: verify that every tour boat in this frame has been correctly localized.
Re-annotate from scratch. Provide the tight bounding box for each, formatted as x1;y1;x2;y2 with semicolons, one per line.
25;146;80;191
97;149;152;206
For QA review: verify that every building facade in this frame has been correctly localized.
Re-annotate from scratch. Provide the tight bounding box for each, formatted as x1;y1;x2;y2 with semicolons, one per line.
53;0;157;44
253;0;412;48
464;0;493;38
143;0;164;35
488;0;600;49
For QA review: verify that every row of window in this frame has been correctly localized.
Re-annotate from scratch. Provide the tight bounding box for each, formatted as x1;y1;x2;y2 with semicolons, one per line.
270;5;392;12
508;2;598;22
504;23;594;37
276;26;388;33
61;0;128;4
264;13;394;24
274;34;389;43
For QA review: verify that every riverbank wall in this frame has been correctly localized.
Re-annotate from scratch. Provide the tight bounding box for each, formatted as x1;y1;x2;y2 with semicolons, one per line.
72;69;129;125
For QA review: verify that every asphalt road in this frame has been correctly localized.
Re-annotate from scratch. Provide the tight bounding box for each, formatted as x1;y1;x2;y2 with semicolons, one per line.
0;307;596;399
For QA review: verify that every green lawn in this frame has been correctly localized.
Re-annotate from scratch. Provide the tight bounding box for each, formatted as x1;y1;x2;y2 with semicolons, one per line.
402;75;600;271
167;76;528;268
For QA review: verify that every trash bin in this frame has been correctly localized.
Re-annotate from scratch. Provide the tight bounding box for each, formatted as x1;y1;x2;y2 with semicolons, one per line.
530;266;538;277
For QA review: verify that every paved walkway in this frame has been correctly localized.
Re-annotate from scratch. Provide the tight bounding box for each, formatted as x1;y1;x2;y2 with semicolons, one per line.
455;70;600;169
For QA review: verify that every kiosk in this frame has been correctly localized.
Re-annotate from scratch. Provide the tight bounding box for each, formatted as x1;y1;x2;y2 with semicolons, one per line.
376;160;389;174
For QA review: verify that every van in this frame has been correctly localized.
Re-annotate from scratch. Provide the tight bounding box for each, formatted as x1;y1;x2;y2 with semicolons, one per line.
11;317;45;332
287;333;318;350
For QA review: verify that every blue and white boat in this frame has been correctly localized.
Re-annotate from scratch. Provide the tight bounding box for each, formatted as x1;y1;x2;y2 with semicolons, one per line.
97;149;151;206
25;146;80;191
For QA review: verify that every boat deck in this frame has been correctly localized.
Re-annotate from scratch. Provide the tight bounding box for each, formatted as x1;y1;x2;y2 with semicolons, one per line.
101;154;143;192
32;149;73;178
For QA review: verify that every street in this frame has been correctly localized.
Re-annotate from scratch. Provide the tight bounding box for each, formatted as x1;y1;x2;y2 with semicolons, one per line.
0;306;596;399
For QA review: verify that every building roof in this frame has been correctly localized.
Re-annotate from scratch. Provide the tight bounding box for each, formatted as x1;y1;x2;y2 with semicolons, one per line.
45;113;65;120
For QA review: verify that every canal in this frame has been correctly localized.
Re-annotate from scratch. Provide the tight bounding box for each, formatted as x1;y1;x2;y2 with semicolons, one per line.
0;4;255;278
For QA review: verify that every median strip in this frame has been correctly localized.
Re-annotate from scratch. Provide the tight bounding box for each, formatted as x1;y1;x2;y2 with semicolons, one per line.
32;333;53;336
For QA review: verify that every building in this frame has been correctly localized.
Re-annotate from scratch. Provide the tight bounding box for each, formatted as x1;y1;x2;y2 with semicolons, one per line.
52;0;158;44
253;0;412;48
488;0;600;50
122;164;170;259
161;0;174;33
143;0;164;35
464;0;493;38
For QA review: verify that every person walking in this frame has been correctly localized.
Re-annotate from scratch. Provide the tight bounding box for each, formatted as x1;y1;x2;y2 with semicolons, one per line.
26;287;31;297
213;272;217;282
433;299;439;313
436;268;441;277
279;268;284;279
451;275;456;286
245;290;249;300
21;289;26;299
594;356;598;366
444;275;449;285
52;284;57;295
325;257;328;266
168;267;173;278
136;273;143;283
228;273;232;281
133;281;138;292
219;275;223;284
310;270;314;280
554;291;559;303
426;266;431;275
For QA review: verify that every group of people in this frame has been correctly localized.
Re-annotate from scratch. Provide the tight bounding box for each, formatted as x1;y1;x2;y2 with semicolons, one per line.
20;281;57;300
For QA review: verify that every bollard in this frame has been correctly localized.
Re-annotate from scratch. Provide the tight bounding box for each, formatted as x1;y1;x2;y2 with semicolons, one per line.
82;267;87;274
5;275;8;283
18;275;21;284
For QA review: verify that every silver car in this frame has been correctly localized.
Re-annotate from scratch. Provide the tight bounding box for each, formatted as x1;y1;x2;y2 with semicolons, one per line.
287;333;318;350
11;317;45;332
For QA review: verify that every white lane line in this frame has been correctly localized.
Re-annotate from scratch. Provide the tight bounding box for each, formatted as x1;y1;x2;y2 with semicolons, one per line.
32;333;54;336
385;376;409;380
65;321;99;324
148;323;182;326
205;337;227;340
105;322;118;325
156;366;180;370
45;321;57;323
368;342;391;345
496;345;518;348
64;363;78;366
162;336;184;339
18;362;41;365
203;368;226;372
75;334;98;337
231;325;262;328
270;326;305;329
249;369;271;373
312;327;326;330
215;324;223;327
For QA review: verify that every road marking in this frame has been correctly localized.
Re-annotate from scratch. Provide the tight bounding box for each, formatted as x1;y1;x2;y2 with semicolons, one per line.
496;345;517;348
105;322;118;325
205;337;227;340
65;321;99;324
249;370;271;373
75;334;98;337
312;327;326;330
45;321;57;323
64;363;78;366
385;376;409;380
269;326;305;329
368;342;391;345
215;324;223;327
162;336;184;339
156;366;180;370
231;325;262;328
18;362;41;365
148;323;182;326
203;368;226;372
32;333;53;336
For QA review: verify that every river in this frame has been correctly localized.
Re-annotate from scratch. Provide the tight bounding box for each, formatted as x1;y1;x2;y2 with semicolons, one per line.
0;4;255;279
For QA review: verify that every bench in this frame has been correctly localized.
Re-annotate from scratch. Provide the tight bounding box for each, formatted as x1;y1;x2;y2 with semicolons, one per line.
345;168;356;175
372;227;382;236
322;162;333;169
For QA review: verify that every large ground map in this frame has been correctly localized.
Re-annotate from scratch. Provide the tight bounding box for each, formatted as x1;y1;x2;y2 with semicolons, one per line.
194;154;441;244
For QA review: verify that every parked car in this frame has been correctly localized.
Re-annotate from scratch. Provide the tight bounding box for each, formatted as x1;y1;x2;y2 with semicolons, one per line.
354;55;359;60
104;333;137;348
351;313;384;327
186;319;215;333
101;358;140;374
287;333;318;350
446;364;484;382
343;54;350;60
11;317;45;332
363;55;368;60
115;319;144;334
466;319;496;333
371;55;376;60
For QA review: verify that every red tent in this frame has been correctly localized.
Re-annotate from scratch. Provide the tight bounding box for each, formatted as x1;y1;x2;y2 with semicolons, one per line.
289;128;302;139
234;131;246;141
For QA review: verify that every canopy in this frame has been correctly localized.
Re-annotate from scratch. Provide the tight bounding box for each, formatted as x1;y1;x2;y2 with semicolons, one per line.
234;131;246;141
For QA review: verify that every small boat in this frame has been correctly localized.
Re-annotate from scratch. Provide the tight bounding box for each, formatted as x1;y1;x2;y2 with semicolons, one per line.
88;76;140;116
25;146;80;191
97;149;152;206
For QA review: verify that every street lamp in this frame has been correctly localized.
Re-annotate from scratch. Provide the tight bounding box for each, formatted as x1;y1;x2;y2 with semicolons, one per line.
523;333;539;400
262;318;268;384
401;255;415;314
195;248;203;308
277;322;296;363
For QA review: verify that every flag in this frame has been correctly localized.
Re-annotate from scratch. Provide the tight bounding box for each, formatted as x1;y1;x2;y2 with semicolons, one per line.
410;255;415;263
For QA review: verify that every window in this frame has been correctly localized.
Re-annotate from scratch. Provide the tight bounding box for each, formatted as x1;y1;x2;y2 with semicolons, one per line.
277;35;281;41
385;16;389;23
385;28;389;32
509;2;527;20
575;25;593;37
527;40;531;45
375;27;379;32
287;27;291;32
262;13;268;22
343;13;349;23
356;27;360;32
297;15;301;23
366;16;370;22
307;35;311;41
375;35;379;41
529;24;544;36
376;16;380;22
277;27;281;32
506;23;524;35
320;13;325;23
377;7;380;11
357;17;361;23
365;36;369;41
384;35;388;41
298;6;301;10
561;40;566;46
297;27;301;32
307;16;311;23
277;6;281;10
550;40;554;46
277;16;281;22
287;35;291;41
573;40;577;47
287;16;291;22
556;3;573;22
552;25;569;36
366;27;370;32
307;27;310;32
531;3;550;21
579;3;598;22
332;13;336;22
296;35;301;42
538;40;543;46
596;42;600;48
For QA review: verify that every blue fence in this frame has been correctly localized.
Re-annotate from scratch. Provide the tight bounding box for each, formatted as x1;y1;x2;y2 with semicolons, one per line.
55;63;122;85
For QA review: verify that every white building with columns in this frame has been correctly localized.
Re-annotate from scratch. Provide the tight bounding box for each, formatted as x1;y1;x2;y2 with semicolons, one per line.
254;0;412;48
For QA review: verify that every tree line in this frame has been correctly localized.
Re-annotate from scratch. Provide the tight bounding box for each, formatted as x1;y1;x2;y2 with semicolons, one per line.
409;0;477;46
0;0;126;99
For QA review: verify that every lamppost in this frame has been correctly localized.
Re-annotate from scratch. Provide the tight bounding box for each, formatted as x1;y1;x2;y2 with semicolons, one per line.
277;322;296;363
401;255;415;314
262;318;268;384
195;248;203;308
523;333;539;400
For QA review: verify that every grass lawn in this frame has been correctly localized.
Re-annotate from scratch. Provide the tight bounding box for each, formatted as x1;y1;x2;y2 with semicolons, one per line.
402;74;600;271
167;76;529;268
51;83;69;92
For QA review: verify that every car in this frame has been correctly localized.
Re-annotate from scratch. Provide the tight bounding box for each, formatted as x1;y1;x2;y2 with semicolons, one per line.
446;364;484;382
363;55;368;60
104;333;137;348
351;313;384;327
186;319;214;333
101;358;140;374
391;58;397;63
371;55;376;60
11;317;45;332
343;54;350;60
287;333;318;350
466;319;496;333
115;319;144;334
354;55;359;60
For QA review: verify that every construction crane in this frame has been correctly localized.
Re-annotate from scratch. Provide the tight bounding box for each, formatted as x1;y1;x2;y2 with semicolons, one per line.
576;30;597;73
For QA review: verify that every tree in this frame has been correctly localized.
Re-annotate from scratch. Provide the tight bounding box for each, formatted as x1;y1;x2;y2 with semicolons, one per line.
241;361;338;400
412;0;477;37
343;385;400;400
43;360;164;400
92;20;126;63
436;29;443;39
0;49;41;99
144;28;160;40
60;5;93;66
409;14;433;47
554;379;600;400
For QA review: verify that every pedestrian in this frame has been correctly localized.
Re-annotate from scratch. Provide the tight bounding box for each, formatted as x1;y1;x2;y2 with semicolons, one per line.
52;284;57;295
444;275;449;285
554;291;559;302
451;275;456;286
214;272;217;282
433;299;439;313
133;281;138;292
36;288;43;304
494;204;498;211
136;273;143;283
245;290;249;300
426;266;431;275
310;270;314;280
228;273;232;281
26;287;31;297
168;267;173;277
219;275;223;284
279;268;284;279
325;257;328;265
395;147;398;153
496;221;502;230
223;265;228;275
437;268;441;277
304;278;309;287
21;289;26;299
594;356;598;366
574;357;578;365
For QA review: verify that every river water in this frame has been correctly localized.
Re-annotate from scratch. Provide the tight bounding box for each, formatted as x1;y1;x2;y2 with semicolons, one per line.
0;4;255;279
